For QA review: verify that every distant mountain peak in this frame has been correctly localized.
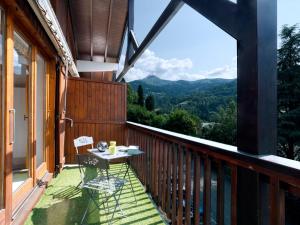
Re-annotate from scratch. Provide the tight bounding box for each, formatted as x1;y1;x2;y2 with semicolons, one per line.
143;75;161;80
136;75;172;86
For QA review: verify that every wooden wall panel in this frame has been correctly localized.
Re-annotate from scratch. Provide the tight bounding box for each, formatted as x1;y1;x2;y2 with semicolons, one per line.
65;78;127;163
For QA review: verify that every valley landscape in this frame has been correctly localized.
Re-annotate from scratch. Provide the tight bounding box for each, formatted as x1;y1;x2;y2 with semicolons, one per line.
129;75;237;121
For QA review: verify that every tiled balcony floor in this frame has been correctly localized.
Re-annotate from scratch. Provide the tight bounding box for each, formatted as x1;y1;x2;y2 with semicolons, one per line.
25;164;165;225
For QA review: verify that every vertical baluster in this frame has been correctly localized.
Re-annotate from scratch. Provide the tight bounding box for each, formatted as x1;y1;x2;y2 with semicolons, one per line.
148;135;152;191
279;188;285;225
152;138;158;201
146;135;150;191
139;133;142;178
150;136;153;195
204;156;211;225
142;133;147;186
166;142;172;218
177;146;184;224
152;135;155;196
134;131;138;177
136;130;139;175
270;177;284;225
144;134;147;184
139;133;142;180
155;138;160;201
140;133;145;184
217;161;225;225
231;165;237;225
194;153;201;225
185;149;191;225
162;141;167;211
172;144;178;224
134;130;137;172
132;130;135;170
157;139;162;206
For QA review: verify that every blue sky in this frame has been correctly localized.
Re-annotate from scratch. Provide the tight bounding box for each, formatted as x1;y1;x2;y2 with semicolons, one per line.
121;0;300;81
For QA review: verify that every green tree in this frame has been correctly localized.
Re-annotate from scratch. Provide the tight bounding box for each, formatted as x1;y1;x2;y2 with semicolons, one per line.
127;84;137;104
137;85;144;107
164;109;201;136
278;24;300;71
202;101;237;145
277;24;300;160
145;94;155;111
127;104;167;128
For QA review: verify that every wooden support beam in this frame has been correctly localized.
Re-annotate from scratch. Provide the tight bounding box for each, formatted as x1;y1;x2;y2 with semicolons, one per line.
104;0;114;62
129;30;139;50
125;0;135;64
90;0;93;61
182;0;238;38
128;0;183;67
236;1;277;224
237;0;277;155
116;0;183;81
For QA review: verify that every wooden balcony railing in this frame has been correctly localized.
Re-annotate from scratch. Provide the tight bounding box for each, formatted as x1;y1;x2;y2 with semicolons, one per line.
126;121;300;225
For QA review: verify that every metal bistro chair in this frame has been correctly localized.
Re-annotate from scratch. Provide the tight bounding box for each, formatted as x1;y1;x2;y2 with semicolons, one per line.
74;136;127;225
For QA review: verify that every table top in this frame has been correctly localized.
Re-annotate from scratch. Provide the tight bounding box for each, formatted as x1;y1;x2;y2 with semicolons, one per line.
87;147;143;161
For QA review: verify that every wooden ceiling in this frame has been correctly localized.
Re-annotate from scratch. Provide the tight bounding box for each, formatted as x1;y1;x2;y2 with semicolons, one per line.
69;0;128;63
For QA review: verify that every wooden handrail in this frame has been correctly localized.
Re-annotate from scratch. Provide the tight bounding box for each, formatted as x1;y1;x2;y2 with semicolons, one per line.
127;121;300;184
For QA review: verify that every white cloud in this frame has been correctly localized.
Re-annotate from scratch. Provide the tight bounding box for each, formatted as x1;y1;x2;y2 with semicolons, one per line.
118;49;237;81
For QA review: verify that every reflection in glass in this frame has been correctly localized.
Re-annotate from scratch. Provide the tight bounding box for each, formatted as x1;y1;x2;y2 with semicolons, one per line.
13;32;31;192
36;54;45;167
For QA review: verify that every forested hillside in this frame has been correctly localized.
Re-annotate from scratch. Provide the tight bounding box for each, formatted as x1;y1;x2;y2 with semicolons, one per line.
130;75;236;121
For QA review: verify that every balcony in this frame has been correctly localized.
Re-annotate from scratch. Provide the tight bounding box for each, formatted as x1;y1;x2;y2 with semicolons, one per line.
25;121;300;225
1;0;297;225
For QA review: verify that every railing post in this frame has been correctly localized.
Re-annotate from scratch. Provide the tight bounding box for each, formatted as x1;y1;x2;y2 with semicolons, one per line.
236;1;277;225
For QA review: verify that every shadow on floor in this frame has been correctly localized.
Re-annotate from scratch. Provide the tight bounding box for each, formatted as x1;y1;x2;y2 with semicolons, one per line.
25;165;165;225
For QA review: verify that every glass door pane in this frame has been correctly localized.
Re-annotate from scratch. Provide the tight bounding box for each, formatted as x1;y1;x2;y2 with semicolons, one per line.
36;54;45;167
12;31;31;192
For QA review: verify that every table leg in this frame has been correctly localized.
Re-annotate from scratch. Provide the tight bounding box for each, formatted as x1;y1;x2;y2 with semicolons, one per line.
124;159;137;204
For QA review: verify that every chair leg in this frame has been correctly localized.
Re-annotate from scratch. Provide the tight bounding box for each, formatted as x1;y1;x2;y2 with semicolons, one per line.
100;191;111;217
76;180;82;189
85;189;114;224
109;188;125;224
80;197;92;225
87;189;102;210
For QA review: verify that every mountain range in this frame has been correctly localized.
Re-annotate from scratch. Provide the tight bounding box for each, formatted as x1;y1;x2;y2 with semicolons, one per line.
130;75;236;97
129;75;237;121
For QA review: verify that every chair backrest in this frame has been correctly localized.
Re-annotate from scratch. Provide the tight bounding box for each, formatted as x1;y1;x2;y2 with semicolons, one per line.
74;136;94;154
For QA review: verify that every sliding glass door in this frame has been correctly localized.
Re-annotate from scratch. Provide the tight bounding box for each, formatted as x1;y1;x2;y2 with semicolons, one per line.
12;31;31;192
0;6;56;220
